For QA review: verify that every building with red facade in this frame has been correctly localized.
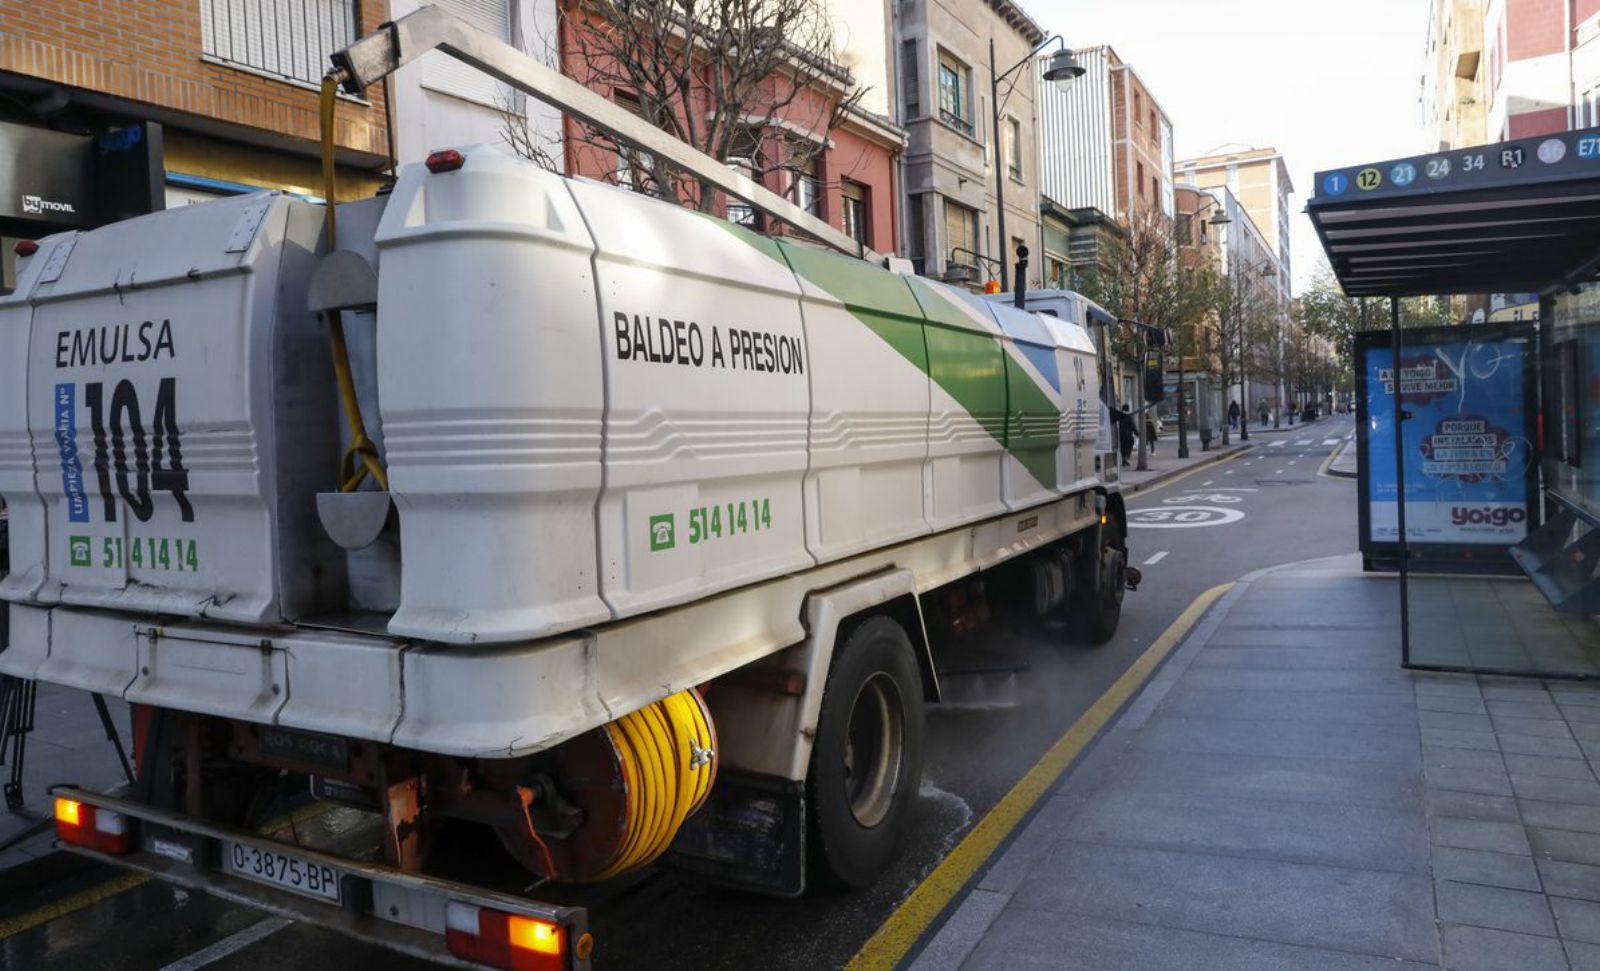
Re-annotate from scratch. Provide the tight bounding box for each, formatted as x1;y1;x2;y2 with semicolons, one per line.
556;2;904;255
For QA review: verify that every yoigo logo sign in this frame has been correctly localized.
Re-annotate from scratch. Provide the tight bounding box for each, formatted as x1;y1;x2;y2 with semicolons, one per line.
649;513;676;551
1450;506;1526;528
68;535;92;567
21;194;76;215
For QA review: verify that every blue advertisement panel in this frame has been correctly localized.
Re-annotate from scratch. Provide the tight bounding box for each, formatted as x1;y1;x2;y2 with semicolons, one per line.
1361;328;1537;550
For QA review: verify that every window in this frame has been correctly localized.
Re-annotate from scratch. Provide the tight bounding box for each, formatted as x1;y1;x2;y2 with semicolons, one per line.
725;127;763;228
1045;254;1069;288
937;50;973;135
907;194;927;271
1134;91;1144;124
1151;175;1159;202
791;163;824;218
841;180;869;244
901;40;921;118
944;198;978;262
1003;117;1022;180
420;0;512;106
201;0;359;86
1136;160;1145;196
613;91;648;191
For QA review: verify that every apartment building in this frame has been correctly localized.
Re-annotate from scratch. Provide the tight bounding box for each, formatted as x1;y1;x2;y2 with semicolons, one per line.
0;0;568;291
1034;45;1173;287
1424;0;1600;144
1174;146;1293;308
559;0;904;255
1422;0;1490;149
894;0;1045;284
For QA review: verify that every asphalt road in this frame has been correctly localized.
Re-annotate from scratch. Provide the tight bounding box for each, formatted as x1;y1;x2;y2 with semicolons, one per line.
1;416;1360;971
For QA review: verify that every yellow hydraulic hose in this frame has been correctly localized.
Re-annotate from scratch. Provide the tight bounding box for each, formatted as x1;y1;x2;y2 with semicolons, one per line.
319;75;388;492
590;688;717;881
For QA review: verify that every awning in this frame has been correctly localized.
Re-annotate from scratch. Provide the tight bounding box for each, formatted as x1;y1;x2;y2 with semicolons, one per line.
1308;130;1600;298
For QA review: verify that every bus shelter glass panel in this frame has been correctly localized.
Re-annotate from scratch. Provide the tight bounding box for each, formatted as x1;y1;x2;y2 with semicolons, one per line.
1359;318;1588;676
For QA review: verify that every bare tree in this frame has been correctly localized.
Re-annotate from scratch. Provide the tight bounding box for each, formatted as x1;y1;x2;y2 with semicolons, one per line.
1207;251;1274;446
496;92;562;171
1080;212;1211;470
558;0;865;220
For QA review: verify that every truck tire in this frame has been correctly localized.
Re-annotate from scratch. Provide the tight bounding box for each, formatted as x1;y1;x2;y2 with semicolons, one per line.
1075;522;1126;646
807;615;925;890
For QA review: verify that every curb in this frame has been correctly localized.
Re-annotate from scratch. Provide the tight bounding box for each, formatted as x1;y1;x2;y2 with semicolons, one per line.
1326;439;1358;479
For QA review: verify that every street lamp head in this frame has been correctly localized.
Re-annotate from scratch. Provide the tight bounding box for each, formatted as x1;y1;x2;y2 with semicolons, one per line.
1042;47;1085;86
1207;209;1231;227
942;262;978;286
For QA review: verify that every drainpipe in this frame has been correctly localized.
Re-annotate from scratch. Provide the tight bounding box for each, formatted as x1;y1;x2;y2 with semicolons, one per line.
1568;0;1577;130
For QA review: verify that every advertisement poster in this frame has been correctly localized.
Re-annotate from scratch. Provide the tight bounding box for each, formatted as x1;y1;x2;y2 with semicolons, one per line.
1361;327;1536;552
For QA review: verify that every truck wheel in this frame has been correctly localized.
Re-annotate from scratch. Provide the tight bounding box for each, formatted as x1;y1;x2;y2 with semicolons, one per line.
807;615;925;890
1076;525;1126;646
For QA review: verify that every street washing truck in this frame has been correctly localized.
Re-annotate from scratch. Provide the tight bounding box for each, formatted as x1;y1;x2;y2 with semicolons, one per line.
0;8;1133;970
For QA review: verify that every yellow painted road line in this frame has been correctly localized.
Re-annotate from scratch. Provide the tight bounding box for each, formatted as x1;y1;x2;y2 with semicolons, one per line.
1317;437;1350;479
846;582;1235;970
0;870;149;940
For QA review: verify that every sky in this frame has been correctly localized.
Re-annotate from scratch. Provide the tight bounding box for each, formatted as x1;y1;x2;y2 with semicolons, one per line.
1025;0;1431;294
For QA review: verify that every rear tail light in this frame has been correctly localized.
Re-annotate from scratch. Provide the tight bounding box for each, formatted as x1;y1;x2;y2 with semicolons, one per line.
445;900;587;970
426;149;466;173
54;797;134;855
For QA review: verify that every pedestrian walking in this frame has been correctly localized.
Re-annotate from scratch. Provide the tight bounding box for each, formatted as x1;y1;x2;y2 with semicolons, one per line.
1258;401;1269;427
1110;401;1136;467
1144;413;1160;455
1228;400;1240;429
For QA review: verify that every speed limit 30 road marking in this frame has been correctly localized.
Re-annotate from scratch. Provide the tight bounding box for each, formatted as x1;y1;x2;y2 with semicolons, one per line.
1127;506;1246;529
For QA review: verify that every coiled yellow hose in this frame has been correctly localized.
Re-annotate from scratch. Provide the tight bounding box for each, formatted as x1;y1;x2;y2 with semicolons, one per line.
591;688;717;881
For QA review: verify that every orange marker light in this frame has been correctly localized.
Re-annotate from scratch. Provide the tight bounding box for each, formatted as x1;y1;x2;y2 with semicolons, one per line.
55;797;81;827
509;915;562;955
983;279;1002;294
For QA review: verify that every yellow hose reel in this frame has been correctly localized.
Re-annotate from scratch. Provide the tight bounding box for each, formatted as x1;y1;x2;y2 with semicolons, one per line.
495;687;717;883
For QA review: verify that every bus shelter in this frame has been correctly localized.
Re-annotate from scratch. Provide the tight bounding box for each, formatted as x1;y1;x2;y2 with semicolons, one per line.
1309;131;1600;678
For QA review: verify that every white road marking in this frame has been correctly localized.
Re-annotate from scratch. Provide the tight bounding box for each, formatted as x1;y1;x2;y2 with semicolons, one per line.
1296;439;1313;445
1288;460;1296;465
159;918;293;971
1202;481;1214;487
1143;551;1169;565
1224;469;1234;475
1323;439;1340;446
1276;468;1284;474
1270;440;1286;447
1128;506;1247;529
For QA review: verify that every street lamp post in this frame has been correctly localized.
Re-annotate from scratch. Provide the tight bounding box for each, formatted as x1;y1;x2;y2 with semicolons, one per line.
1178;197;1230;460
990;36;1084;291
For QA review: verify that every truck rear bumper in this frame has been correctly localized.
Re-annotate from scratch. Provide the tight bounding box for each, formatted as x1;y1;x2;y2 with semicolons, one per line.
48;785;591;970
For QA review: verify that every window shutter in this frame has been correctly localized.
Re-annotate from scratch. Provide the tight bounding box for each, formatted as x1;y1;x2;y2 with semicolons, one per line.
901;40;920;118
420;0;513;108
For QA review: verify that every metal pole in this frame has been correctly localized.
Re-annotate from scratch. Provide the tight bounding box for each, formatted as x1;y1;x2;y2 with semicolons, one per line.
1239;295;1250;441
1391;297;1411;666
1177;323;1190;458
991;38;1008;291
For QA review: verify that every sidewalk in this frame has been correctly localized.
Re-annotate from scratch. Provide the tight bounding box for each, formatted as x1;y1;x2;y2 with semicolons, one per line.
913;554;1600;971
1117;439;1250;494
0;683;131;874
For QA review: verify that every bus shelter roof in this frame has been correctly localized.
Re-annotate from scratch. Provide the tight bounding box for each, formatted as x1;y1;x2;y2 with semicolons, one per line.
1308;130;1600;299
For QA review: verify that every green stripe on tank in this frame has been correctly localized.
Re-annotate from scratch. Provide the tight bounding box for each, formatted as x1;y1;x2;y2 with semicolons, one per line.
710;219;1054;491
